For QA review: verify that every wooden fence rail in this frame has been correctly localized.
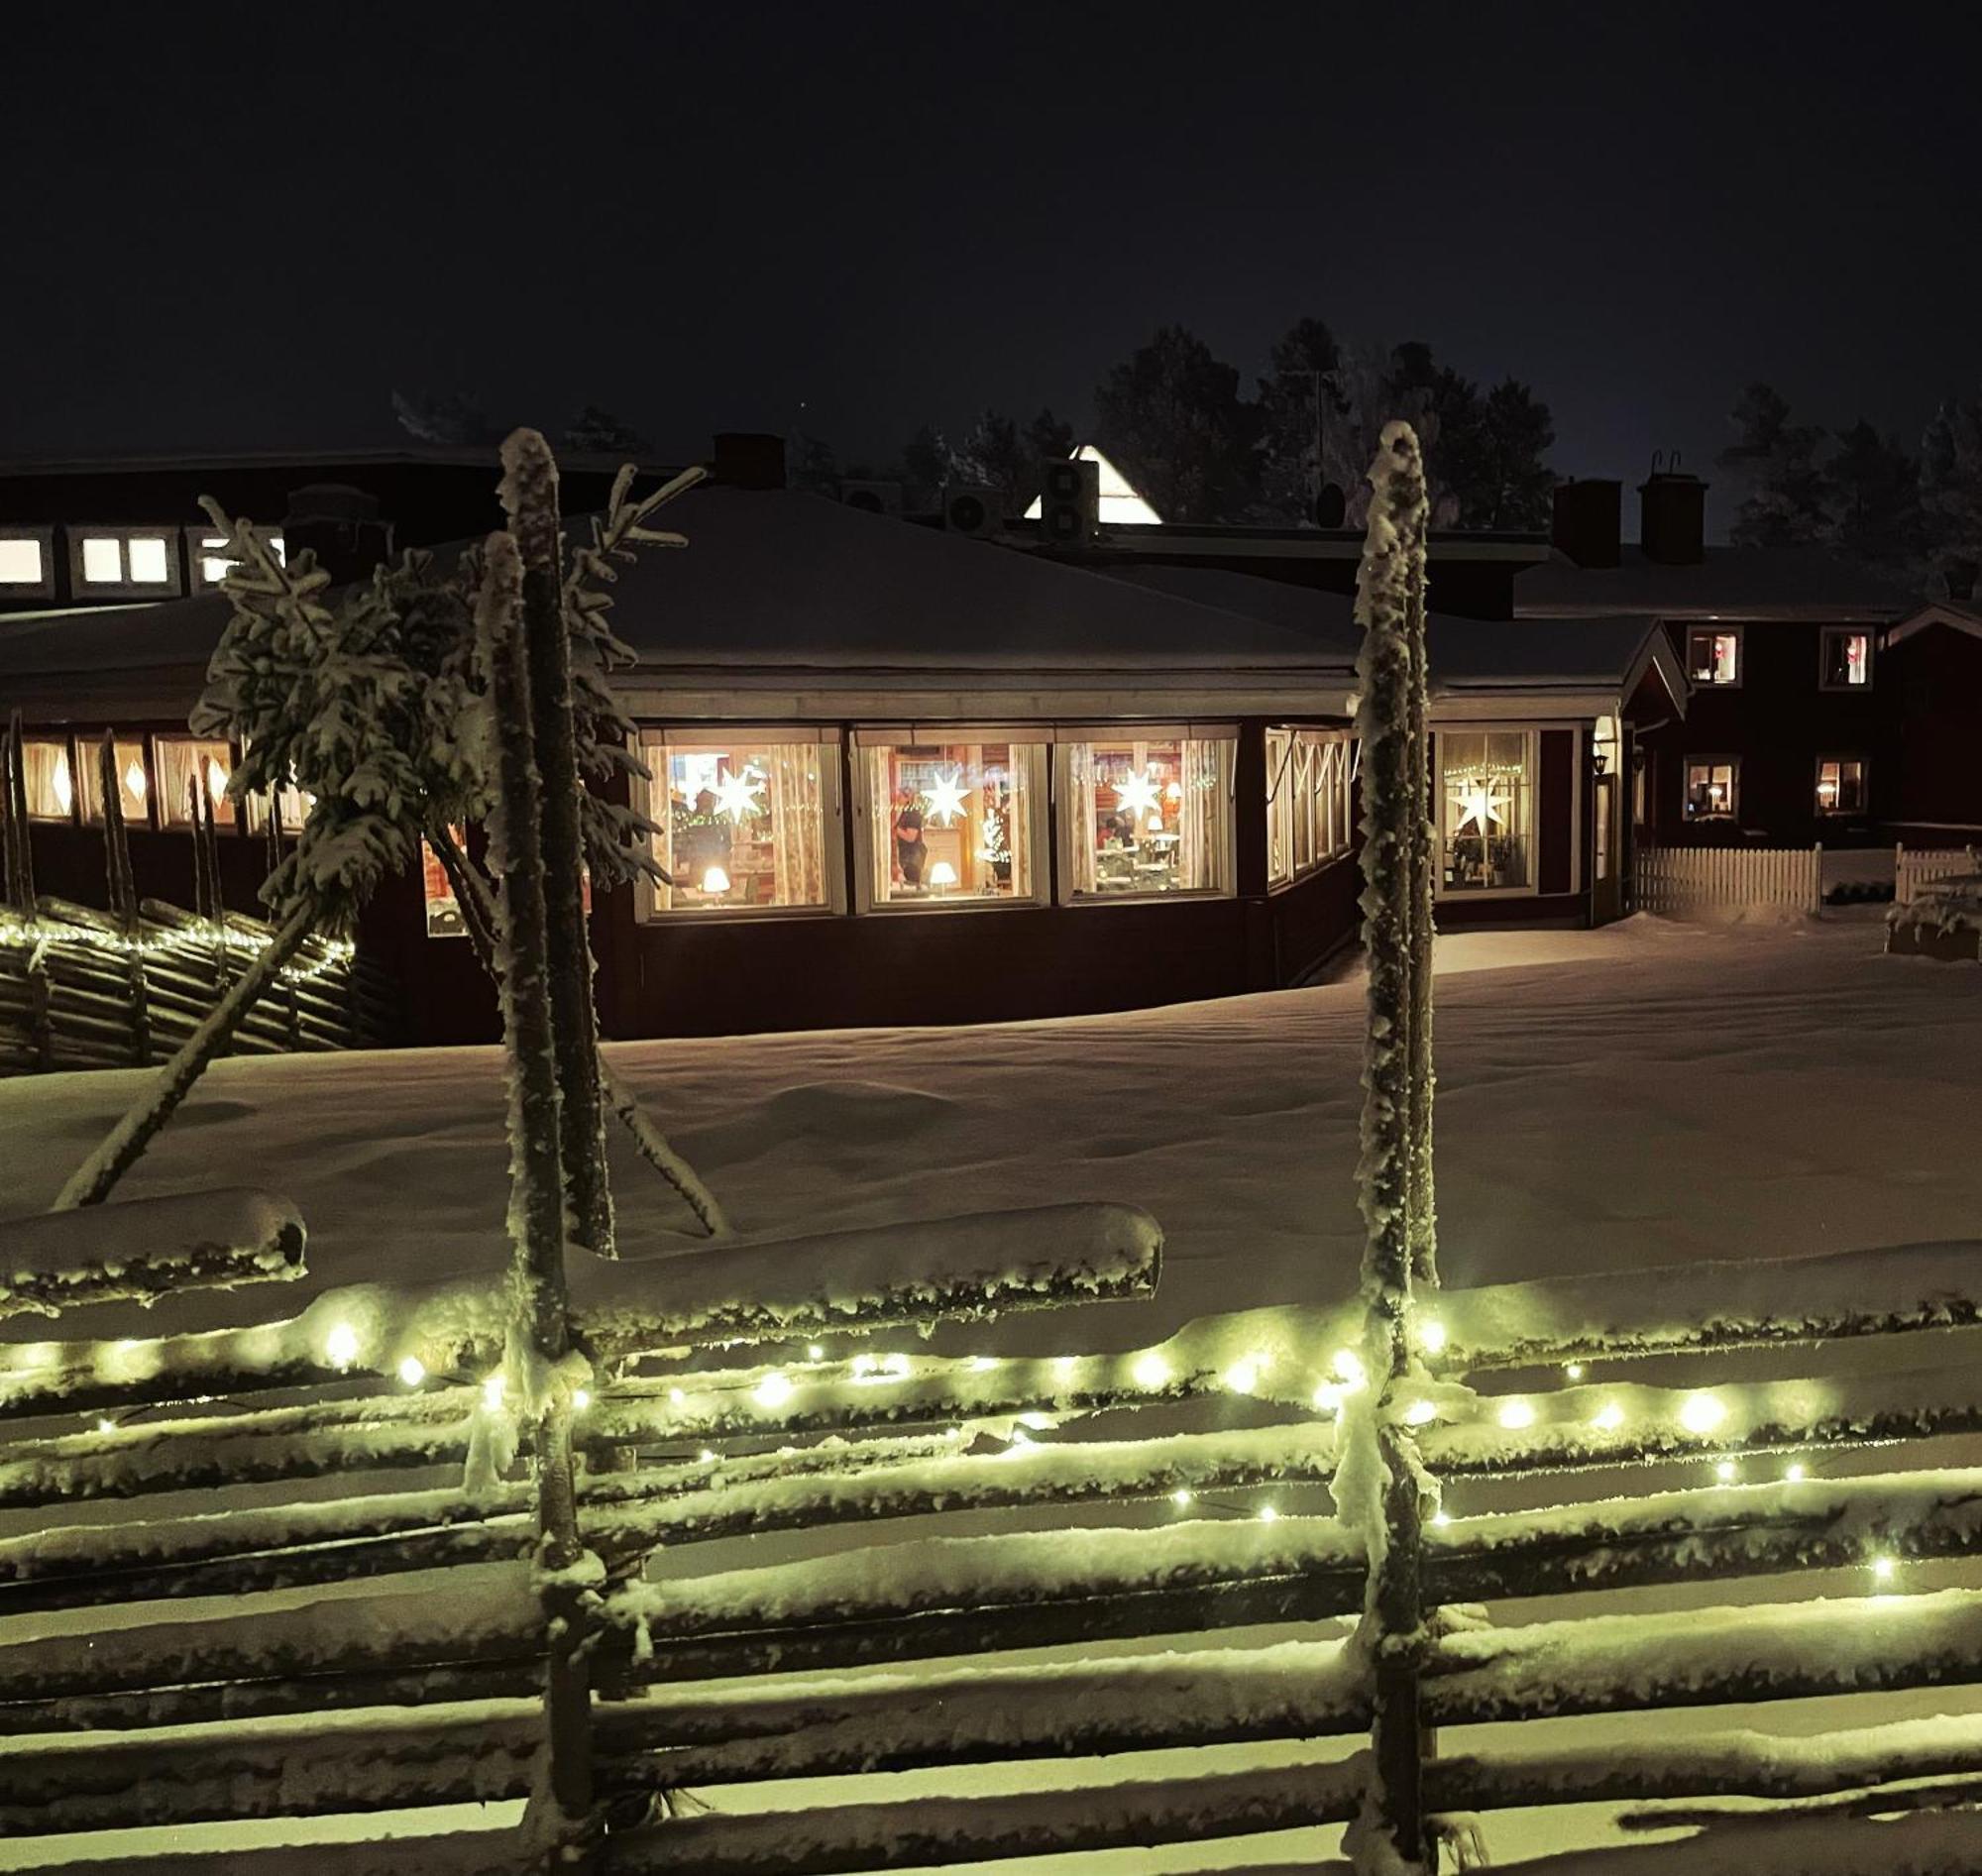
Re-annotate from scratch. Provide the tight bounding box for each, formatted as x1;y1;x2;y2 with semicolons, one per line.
0;895;392;1074
1895;842;1979;906
1633;842;1822;917
4;1189;1982;1869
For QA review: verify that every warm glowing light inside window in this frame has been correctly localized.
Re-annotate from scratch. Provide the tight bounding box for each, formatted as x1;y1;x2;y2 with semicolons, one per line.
81;537;123;583
0;537;42;584
127;536;170;583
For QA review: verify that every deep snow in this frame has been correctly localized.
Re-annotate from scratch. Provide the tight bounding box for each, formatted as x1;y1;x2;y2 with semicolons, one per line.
3;913;1980;1871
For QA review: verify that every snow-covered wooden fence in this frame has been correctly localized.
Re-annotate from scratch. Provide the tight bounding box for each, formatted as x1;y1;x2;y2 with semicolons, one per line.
1895;842;1979;906
6;1200;1982;1870
1634;842;1823;918
0;896;390;1074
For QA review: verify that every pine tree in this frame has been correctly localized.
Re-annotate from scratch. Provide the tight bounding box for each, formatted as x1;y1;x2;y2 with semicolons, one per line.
1825;420;1926;576
391;388;501;447
1922;394;1982;600
1718;384;1829;547
560;404;651;457
1092;325;1262;523
1257;316;1343;524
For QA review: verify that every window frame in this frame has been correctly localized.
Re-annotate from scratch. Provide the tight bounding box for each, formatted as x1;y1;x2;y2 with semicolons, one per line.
1434;724;1541;901
1817;626;1875;692
635;724;846;922
1815;753;1868;818
0;526;55;598
1682;754;1741;823
849;728;1051;916
19;732;78;825
1266;725;1357;891
151;734;242;830
1684;624;1743;689
1053;726;1239;908
184;525;286;591
67;526;183;598
72;732;157;829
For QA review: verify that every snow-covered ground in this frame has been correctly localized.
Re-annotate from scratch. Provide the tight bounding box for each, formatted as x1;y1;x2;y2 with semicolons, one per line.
4;913;1980;1870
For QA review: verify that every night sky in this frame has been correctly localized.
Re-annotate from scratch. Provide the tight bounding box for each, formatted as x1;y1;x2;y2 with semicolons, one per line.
8;1;1979;500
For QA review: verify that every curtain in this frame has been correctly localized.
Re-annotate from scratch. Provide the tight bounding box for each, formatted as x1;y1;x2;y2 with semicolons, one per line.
765;743;825;907
23;740;72;822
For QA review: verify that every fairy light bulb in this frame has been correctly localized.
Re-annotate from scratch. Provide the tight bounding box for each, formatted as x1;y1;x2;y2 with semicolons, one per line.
396;1356;426;1386
752;1373;794;1409
1679;1392;1726;1435
1593;1402;1624;1431
1258;1503;1278;1523
1564;1363;1585;1380
698;1448;716;1465
668;1386;687;1405
1497;1397;1536;1430
1331;1348;1368;1390
1402;1398;1437;1427
1417;1318;1448;1356
967;1355;999;1373
806;1344;824;1362
323;1322;360;1372
1171;1488;1194;1507
94;1417;116;1436
1714;1459;1737;1483
1871;1554;1897;1584
1784;1462;1807;1483
1132;1352;1171;1390
1225;1357;1261;1395
1430;1508;1452;1528
482;1373;505;1410
572;1388;591;1411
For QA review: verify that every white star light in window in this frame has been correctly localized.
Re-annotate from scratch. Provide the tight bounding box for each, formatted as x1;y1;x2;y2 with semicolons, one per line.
1455;778;1507;836
922;767;970;827
712;765;765;823
1113;768;1163;819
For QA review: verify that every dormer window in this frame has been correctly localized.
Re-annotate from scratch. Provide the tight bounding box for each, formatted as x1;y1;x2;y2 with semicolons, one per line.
69;528;181;596
187;527;285;589
0;528;54;597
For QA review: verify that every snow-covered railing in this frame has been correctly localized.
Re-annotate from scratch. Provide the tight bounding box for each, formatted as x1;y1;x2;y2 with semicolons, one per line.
1634;842;1823;918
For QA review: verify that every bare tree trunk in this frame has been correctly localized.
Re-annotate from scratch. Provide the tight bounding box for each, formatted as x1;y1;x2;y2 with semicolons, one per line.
426;820;728;1239
51;902;317;1211
476;532;594;1865
502;429;614;1261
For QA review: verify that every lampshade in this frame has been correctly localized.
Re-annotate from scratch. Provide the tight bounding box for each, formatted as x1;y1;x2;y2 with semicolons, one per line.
928;859;959;889
700;864;732;895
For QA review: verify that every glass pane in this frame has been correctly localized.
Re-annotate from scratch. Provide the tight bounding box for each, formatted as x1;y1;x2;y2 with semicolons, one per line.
649;739;828;912
1825;632;1869;686
127;536;170;583
420;832;469;938
1266;730;1293;885
1684;761;1735;819
1441;730;1531;891
1071;736;1232;898
0;537;42;584
1689;630;1737;684
155;738;238;828
75;737;151;826
865;741;1036;906
23;739;73;821
80;537;124;584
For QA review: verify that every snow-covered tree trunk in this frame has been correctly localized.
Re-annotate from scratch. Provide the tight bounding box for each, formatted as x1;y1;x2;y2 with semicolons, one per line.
424;819;729;1238
502;429;615;1262
50;901;317;1211
4;713;35;915
475;531;596;1856
1342;420;1435;1875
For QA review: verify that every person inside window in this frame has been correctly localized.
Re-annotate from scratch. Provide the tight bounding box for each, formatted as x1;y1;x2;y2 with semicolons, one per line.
894;803;927;889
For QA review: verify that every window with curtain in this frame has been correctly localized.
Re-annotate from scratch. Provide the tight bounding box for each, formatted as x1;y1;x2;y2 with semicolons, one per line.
1686;628;1740;686
22;739;74;822
859;739;1045;908
641;733;834;914
1266;728;1355;887
1816;756;1865;815
74;736;152;827
1062;734;1234;901
1683;757;1739;821
1820;628;1873;690
1439;730;1534;892
154;737;238;828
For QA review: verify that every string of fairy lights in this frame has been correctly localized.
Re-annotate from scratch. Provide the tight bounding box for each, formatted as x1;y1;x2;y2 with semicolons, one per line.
0;914;355;985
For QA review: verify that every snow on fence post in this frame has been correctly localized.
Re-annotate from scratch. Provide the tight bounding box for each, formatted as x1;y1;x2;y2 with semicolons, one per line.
1344;420;1435;1873
501;429;614;1263
475;529;597;1862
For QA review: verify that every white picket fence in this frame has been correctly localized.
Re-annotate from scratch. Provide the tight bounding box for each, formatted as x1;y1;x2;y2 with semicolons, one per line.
1634;843;1822;917
1896;842;1979;906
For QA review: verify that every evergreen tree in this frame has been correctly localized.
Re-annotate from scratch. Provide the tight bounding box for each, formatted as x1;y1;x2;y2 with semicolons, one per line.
391;388;501;448
1825;420;1926;574
1467;379;1557;530
786;430;841;496
1092;325;1262;523
953;408;1028;499
898;425;962;509
1718;384;1829;547
1024;406;1076;467
1922;394;1982;599
560;404;651;456
1257;316;1343;523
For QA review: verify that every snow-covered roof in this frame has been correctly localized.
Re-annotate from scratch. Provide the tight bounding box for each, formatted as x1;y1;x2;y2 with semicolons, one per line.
1886;598;1982;649
1097;565;1683;708
1021;445;1163;526
1516;545;1913;622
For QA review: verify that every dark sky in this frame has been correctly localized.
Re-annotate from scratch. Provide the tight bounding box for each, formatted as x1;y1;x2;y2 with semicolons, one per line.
7;0;1979;498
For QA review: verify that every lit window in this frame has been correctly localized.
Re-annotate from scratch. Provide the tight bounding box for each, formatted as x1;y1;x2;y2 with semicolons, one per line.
1816;756;1866;816
857;737;1046;908
154;737;237;828
1820;628;1872;690
1686;628;1740;686
1439;730;1534;893
0;534;46;587
1267;728;1356;886
420;831;469;938
641;732;837;914
243;776;314;835
74;736;152;827
21;738;74;822
191;529;286;588
1061;733;1235;900
1684;758;1739;821
73;529;180;593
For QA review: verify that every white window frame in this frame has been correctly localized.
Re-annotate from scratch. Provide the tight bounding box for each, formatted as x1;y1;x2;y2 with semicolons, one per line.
636;724;845;922
1815;753;1867;818
0;526;55;598
1683;754;1741;823
152;734;241;829
185;525;286;591
1053;724;1238;908
1434;724;1541;901
67;526;183;598
849;728;1051;915
73;732;157;829
1266;725;1357;890
1684;624;1743;689
19;734;77;824
1818;626;1874;692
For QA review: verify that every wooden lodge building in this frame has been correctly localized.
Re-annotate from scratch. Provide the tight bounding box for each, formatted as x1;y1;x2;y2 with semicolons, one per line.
5;431;1956;1044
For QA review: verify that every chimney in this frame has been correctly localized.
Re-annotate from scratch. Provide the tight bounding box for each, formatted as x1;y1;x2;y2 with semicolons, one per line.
712;432;787;491
1638;461;1707;565
1551;479;1620;569
281;484;393;584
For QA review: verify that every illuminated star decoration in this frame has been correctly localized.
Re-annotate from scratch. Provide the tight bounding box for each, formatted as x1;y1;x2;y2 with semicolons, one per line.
1113;767;1163;819
922;767;971;827
1455;777;1508;836
712;765;765;823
